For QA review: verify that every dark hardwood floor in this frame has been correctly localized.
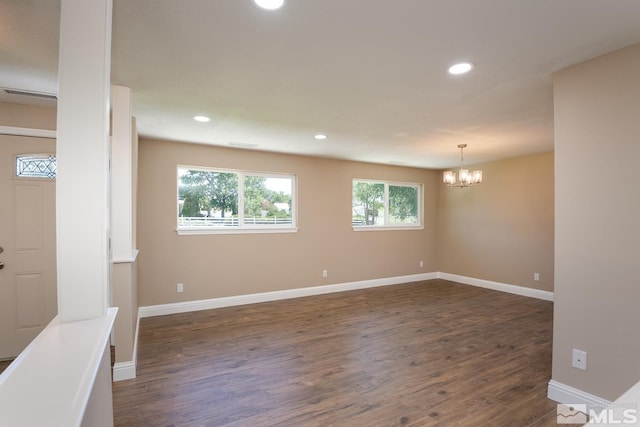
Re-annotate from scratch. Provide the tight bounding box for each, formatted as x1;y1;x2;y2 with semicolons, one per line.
112;279;567;426
0;359;13;375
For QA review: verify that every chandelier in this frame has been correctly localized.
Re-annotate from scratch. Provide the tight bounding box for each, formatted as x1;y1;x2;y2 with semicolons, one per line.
443;144;482;187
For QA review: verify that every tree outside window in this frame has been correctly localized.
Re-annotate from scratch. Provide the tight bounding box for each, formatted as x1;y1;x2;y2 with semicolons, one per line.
352;180;421;228
178;167;295;230
180;169;238;218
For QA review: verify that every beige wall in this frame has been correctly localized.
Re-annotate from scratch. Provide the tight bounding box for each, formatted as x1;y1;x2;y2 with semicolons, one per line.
137;139;439;306
552;44;640;400
438;152;554;292
0;102;56;129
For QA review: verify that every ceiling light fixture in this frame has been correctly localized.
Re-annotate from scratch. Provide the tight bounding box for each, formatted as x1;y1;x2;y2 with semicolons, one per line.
193;115;211;122
314;134;327;140
443;144;482;187
448;62;474;75
254;0;285;10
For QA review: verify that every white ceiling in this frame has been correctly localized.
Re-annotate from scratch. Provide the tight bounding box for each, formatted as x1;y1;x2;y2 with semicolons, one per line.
2;0;640;168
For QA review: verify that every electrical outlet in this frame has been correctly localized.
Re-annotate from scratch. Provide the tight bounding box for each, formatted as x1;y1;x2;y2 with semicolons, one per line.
322;269;328;278
572;349;587;370
419;261;424;268
534;272;540;281
177;283;183;293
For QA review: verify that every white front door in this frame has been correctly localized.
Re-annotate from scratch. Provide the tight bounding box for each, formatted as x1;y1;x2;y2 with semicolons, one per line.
0;134;57;360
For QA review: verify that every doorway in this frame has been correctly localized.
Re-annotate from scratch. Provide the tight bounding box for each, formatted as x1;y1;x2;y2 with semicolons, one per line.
0;134;57;359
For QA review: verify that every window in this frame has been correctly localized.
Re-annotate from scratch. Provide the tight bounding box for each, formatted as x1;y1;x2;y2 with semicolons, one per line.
16;154;57;178
352;180;422;230
177;166;296;234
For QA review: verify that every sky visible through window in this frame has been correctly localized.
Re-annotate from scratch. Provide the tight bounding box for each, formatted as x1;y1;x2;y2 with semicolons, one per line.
265;177;291;194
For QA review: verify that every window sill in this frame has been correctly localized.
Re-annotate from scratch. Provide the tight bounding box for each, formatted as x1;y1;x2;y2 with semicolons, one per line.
353;225;425;232
177;227;299;236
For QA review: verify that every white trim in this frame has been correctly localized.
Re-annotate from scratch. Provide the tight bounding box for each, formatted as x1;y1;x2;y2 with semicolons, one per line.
547;379;612;406
0;308;117;426
111;248;139;264
112;315;140;381
139;272;438;318
353;225;424;232
112;361;136;381
111;258;137;264
0;126;56;139
138;272;554;318
437;272;554;301
133;312;140;367
176;227;298;236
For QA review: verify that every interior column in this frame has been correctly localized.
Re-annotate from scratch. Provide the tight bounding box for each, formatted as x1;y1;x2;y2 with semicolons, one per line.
56;0;113;322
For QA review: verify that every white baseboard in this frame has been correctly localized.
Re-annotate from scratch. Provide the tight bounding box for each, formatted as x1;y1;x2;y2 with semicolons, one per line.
138;272;438;318
437;272;554;301
548;379;611;407
113;361;136;381
138;272;553;318
112;316;140;382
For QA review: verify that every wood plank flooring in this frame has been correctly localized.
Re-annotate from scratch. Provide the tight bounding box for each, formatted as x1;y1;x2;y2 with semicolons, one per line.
112;279;566;426
0;359;13;374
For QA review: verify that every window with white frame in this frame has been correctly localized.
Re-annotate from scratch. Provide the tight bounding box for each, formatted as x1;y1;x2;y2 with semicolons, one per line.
177;166;296;234
352;180;422;229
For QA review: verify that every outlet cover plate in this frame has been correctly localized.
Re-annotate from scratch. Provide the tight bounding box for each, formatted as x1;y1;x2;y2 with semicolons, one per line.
572;349;587;370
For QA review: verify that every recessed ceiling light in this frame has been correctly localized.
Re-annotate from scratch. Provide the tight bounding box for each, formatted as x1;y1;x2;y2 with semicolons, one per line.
448;62;474;75
254;0;284;10
193;115;211;122
314;134;327;140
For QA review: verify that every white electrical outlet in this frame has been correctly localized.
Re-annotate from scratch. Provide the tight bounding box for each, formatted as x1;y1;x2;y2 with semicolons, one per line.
177;283;184;293
322;269;328;278
419;261;424;268
572;349;587;370
534;273;540;281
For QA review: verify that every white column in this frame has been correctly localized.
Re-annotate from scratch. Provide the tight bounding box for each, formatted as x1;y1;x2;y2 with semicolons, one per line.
110;85;139;379
111;85;134;262
56;0;113;322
